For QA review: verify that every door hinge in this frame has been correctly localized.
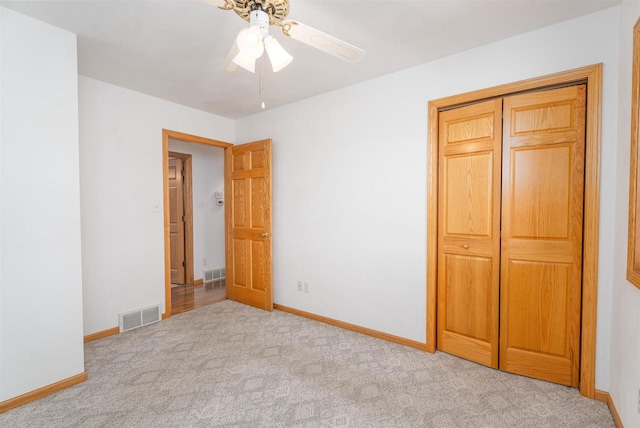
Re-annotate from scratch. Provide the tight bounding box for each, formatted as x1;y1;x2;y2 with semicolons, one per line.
182;261;185;267
182;215;186;222
181;169;185;178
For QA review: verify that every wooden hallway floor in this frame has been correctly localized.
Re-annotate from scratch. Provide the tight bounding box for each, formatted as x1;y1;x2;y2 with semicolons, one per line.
171;281;226;315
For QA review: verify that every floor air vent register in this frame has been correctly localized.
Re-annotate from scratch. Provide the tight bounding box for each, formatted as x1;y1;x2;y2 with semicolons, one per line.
204;267;225;284
119;304;161;333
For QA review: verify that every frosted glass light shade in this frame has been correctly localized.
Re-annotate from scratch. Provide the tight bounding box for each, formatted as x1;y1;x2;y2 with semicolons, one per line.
232;52;256;73
223;41;241;72
264;36;292;72
236;27;264;60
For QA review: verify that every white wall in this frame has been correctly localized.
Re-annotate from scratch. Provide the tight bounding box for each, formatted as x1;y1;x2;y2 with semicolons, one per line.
0;7;84;400
610;1;640;426
79;77;234;335
168;139;225;280
236;7;620;390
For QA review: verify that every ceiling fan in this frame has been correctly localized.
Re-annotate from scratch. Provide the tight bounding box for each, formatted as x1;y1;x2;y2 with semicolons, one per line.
201;0;366;74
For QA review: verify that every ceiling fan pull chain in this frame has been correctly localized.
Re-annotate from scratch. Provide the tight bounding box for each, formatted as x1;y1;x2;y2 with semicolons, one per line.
259;55;266;109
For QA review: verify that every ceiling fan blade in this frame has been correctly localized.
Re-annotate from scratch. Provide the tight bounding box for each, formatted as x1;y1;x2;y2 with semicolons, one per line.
199;0;235;10
223;42;240;73
280;21;365;63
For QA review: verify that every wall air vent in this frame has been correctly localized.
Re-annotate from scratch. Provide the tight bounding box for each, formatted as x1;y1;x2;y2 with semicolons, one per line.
204;267;226;283
119;304;161;333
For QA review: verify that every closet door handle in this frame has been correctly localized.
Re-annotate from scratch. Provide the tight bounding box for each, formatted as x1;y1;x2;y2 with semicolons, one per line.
463;244;469;249
259;232;271;238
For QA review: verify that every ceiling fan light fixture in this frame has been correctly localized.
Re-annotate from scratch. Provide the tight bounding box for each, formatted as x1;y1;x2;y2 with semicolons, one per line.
232;52;256;73
264;35;292;72
236;26;264;59
223;41;241;72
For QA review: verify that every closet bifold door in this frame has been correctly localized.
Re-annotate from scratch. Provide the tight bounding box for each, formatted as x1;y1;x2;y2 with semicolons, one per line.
437;99;502;368
499;85;586;387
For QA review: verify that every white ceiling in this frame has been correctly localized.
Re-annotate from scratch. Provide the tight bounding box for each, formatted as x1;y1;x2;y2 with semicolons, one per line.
1;0;620;119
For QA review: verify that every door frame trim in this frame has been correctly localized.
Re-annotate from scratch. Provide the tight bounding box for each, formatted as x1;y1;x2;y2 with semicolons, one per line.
162;129;233;318
426;64;602;398
168;151;194;287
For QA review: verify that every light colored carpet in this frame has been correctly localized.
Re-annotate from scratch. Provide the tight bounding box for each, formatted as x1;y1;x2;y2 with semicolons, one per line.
0;300;614;427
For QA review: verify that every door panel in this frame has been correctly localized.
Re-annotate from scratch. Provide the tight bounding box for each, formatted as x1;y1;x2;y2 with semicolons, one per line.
437;99;502;368
169;157;185;284
251;240;267;292
443;254;493;341
505;261;570;355
512;103;574;135
500;85;585;387
232;238;247;287
445;153;493;237
511;145;572;239
251;177;268;228
232;179;246;227
226;139;273;311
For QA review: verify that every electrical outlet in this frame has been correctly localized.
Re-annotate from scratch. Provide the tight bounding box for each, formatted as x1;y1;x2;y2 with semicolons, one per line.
297;281;302;292
304;282;309;293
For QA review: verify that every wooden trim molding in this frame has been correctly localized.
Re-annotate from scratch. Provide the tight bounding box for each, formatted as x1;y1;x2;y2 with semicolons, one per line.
426;102;439;354
594;390;623;428
426;64;603;398
164;129;233;148
0;373;87;414
163;131;172;318
580;64;603;399
194;278;204;287
224;144;232;307
83;327;119;343
627;18;640;289
184;156;194;286
162;129;233;319
275;304;427;351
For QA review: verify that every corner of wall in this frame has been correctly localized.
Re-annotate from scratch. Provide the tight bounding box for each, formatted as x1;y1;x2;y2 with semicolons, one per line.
608;1;640;426
0;5;5;401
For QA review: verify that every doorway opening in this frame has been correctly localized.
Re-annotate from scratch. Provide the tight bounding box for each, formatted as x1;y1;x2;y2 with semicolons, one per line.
426;64;602;398
168;148;227;315
163;130;233;317
162;130;274;317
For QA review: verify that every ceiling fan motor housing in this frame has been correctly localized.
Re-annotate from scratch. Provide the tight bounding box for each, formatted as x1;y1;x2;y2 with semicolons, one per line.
233;0;290;25
250;9;270;36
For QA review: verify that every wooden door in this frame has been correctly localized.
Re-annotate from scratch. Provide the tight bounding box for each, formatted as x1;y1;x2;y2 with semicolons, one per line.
169;157;186;284
499;85;586;386
437;99;503;368
226;139;273;311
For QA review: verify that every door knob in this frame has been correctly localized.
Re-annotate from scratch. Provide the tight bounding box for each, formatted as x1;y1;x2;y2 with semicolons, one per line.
259;232;271;238
463;244;469;249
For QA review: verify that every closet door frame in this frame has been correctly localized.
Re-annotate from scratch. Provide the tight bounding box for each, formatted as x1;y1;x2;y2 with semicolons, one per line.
426;64;602;399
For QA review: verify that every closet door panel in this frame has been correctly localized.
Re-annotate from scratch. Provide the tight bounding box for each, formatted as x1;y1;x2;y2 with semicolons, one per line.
500;85;586;387
510;145;572;239
437;99;502;368
445;154;493;237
